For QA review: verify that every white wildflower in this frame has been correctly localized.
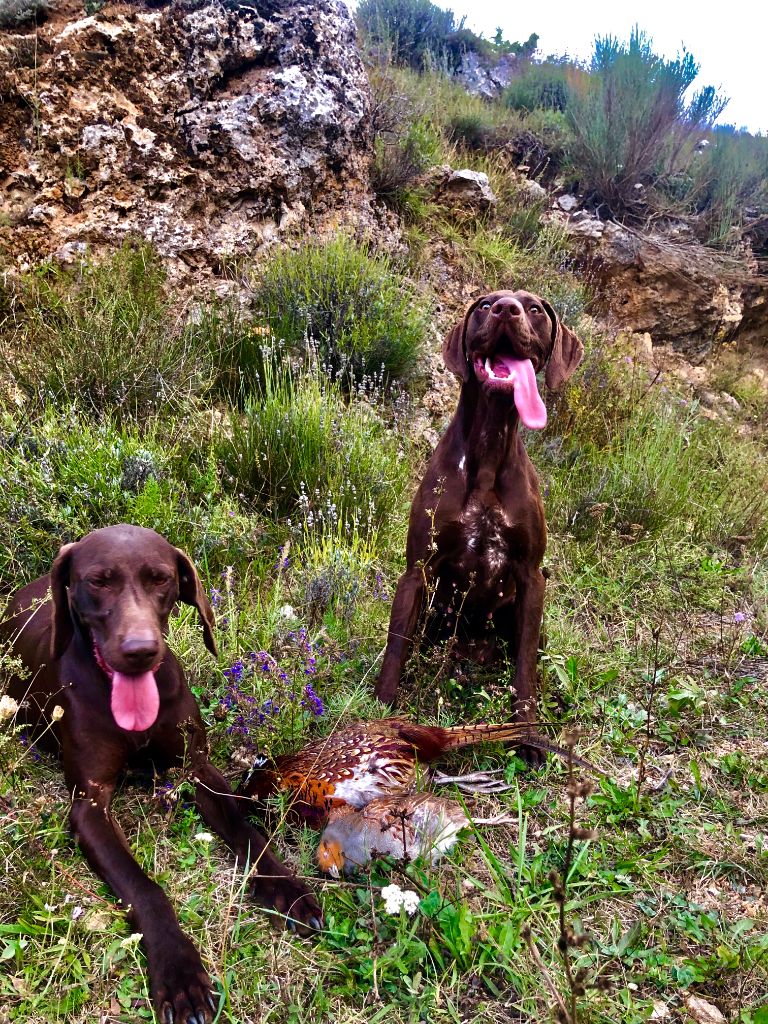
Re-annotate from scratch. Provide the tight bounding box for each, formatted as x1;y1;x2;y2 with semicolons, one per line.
381;884;420;916
120;933;143;948
381;883;405;914
0;695;19;722
400;890;420;916
51;705;65;721
195;831;214;843
71;906;84;921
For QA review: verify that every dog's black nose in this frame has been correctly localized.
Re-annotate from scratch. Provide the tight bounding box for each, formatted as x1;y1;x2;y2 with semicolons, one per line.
491;296;523;317
119;633;160;666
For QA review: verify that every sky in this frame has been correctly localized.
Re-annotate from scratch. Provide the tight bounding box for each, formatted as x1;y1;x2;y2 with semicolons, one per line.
461;0;765;133
348;1;766;134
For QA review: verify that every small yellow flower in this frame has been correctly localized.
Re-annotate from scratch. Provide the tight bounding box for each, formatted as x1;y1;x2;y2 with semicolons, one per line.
0;695;19;722
51;705;65;721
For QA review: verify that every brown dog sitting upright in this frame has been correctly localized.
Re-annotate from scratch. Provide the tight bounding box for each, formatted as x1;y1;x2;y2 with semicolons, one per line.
1;525;322;1024
374;291;583;748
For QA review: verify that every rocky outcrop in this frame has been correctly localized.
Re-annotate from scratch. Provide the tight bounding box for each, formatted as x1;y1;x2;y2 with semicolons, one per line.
0;0;373;278
456;50;517;99
562;213;768;355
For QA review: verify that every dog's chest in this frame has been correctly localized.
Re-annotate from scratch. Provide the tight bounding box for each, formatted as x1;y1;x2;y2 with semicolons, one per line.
450;498;527;587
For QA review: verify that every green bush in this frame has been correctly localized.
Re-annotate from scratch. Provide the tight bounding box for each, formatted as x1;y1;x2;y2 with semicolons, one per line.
1;243;212;421
371;117;444;212
537;357;768;551
217;360;410;551
689;128;768;247
504;62;573;113
0;408;258;582
252;236;427;385
566;30;726;218
446;111;497;150
357;0;470;71
0;0;51;28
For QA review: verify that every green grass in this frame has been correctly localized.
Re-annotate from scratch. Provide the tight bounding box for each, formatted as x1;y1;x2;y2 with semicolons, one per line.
0;243;214;422
216;355;412;550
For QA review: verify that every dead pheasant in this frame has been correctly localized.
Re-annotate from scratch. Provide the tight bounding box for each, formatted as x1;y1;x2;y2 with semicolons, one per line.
238;717;589;828
316;792;514;875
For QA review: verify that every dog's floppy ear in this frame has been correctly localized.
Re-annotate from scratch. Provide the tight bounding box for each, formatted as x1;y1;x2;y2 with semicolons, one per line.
442;314;472;382
543;300;584;391
50;543;76;660
175;548;218;657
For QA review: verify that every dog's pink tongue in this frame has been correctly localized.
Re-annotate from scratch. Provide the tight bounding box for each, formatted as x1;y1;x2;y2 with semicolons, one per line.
497;356;547;429
110;671;160;732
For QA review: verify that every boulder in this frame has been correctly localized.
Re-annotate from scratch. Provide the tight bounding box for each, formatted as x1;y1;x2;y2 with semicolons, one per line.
561;216;768;355
439;168;497;212
0;0;374;280
456;51;517;99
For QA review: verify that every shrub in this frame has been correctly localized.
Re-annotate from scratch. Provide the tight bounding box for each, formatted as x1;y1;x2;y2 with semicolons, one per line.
504;62;573;114
566;30;726;219
184;299;266;402
371;117;444;212
217;360;410;551
357;0;467;71
0;408;257;582
1;243;212;421
251;236;427;385
0;0;51;28
446;111;496;150
689;128;768;248
536;351;768;551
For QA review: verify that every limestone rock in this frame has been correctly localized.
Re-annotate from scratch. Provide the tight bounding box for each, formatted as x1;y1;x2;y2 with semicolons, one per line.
557;194;579;212
438;168;497;212
684;995;725;1024
0;0;375;281
562;217;768;355
456;50;517;99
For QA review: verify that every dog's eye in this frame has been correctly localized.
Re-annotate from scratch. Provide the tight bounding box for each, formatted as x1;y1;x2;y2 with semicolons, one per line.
529;304;541;314
151;573;171;587
86;577;109;589
480;301;492;310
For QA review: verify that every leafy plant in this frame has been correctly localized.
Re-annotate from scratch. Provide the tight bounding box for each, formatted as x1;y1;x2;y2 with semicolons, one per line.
251;236;427;385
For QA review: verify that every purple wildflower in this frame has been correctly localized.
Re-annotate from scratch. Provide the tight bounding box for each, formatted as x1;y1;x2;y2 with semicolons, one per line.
224;660;245;684
19;731;42;763
275;546;290;571
302;684;325;717
372;572;389;602
734;612;746;623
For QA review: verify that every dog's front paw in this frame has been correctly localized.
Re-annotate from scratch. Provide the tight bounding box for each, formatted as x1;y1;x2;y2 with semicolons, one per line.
149;933;217;1024
251;874;324;936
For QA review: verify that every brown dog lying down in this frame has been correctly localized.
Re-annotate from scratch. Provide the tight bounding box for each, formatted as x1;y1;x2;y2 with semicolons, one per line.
1;525;322;1024
375;290;583;752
